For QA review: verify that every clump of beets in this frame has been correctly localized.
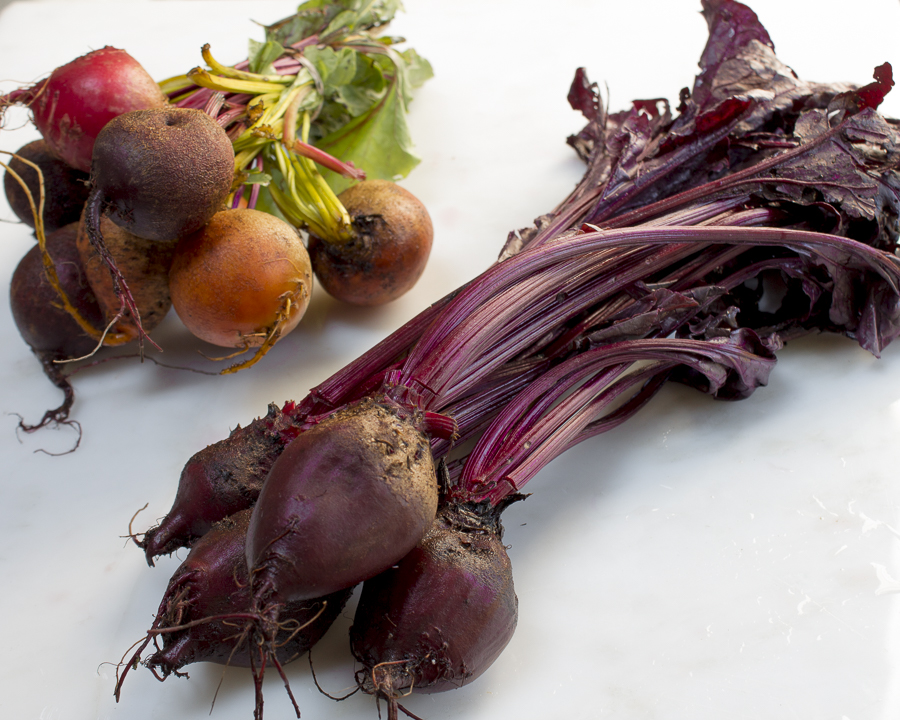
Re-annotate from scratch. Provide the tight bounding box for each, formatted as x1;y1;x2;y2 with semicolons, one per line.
350;501;519;718
81;106;235;339
3;139;90;233
117;509;351;700
308;179;433;306
1;46;168;173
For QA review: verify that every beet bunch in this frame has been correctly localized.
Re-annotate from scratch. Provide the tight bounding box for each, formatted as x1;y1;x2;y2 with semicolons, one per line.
118;1;900;718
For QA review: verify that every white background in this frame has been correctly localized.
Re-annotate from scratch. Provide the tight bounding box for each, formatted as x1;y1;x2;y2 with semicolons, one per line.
3;1;900;719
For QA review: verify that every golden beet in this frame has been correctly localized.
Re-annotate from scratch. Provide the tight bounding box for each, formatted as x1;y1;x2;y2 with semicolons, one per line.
168;208;313;349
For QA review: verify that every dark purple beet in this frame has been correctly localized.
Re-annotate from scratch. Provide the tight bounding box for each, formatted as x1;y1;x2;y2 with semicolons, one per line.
139;402;303;565
3;139;91;233
118;509;351;699
86;107;234;242
350;502;518;716
10;221;102;358
246;395;438;606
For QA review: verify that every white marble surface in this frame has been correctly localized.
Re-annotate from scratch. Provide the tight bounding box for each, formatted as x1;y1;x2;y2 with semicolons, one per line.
2;1;900;719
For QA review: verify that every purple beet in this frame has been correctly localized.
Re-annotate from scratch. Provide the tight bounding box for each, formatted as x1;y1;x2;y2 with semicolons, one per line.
350;501;518;719
10;221;103;358
9;221;105;431
139;402;303;565
3;139;91;233
246;395;439;607
85;107;234;243
117;509;351;700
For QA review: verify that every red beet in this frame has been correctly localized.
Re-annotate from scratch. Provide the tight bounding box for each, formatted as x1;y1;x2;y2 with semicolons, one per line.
9;221;105;430
246;395;438;606
3;47;168;173
350;502;518;718
139;402;303;565
118;509;351;701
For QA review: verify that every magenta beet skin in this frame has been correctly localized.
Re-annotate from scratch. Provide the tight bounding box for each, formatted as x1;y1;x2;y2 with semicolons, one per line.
246;395;439;605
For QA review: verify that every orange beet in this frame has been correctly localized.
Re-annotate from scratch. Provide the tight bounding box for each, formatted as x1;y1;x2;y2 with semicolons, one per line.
168;208;313;349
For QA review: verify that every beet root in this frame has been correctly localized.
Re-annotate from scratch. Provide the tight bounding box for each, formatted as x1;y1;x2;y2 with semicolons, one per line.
349;502;518;716
76;210;177;344
80;106;234;341
139;402;303;565
308;180;433;306
5;47;168;173
3;139;90;233
9;221;105;430
87;107;235;242
10;221;102;359
168;208;313;350
246;395;438;606
118;509;350;700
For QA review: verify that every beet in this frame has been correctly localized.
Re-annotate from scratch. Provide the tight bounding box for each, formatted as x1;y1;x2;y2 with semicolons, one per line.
4;47;168;173
168;208;314;351
308;180;433;306
246;395;438;606
139;402;303;565
9;222;105;431
10;221;102;358
76;210;177;344
350;502;518;715
3;139;90;233
79;106;234;339
86;107;234;243
118;509;351;699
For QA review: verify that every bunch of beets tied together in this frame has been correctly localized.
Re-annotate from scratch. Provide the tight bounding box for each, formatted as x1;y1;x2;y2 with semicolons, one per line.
118;1;900;718
3;0;434;439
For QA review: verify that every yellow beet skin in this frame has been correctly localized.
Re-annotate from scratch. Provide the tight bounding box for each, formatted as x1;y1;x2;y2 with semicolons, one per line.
168;208;313;348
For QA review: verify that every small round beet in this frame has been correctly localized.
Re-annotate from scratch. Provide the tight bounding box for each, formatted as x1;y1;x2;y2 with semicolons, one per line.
21;47;168;173
308;180;433;306
139;402;303;565
350;504;518;706
88;107;235;242
3;139;90;233
10;222;103;358
168;208;313;348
